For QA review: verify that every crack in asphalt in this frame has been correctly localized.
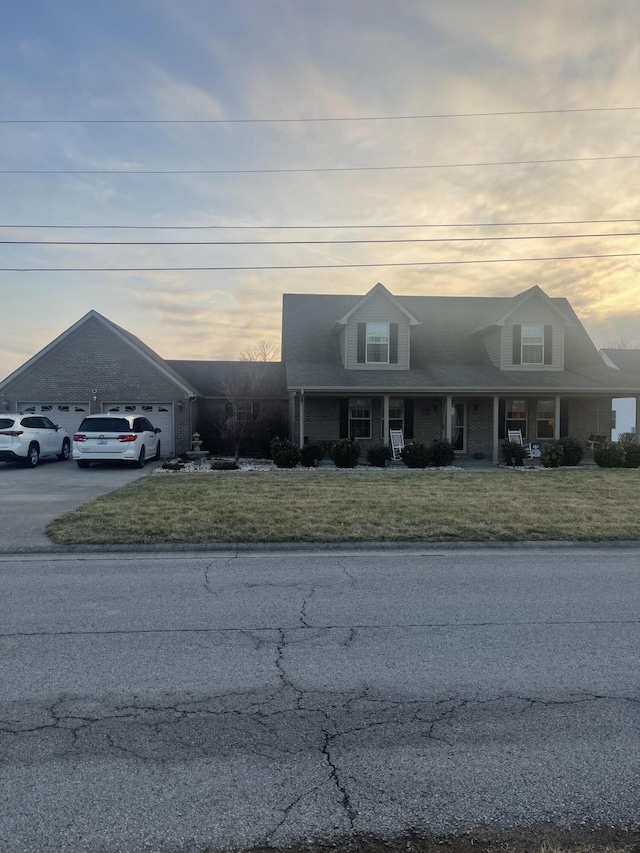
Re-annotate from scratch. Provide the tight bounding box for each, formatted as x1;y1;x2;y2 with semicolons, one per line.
3;617;638;639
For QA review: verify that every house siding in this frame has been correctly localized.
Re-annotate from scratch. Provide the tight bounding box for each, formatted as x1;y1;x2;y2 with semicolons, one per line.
0;317;193;454
483;328;503;368
345;293;410;370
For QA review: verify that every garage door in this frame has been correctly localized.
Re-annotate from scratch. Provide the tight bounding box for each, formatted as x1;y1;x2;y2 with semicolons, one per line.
102;403;174;456
18;403;91;436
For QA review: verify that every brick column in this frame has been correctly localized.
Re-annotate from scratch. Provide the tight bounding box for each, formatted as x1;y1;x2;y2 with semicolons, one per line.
492;395;500;464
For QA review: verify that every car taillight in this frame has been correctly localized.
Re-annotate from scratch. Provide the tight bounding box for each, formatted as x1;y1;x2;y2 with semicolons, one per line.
0;430;23;437
118;434;138;442
73;434;87;442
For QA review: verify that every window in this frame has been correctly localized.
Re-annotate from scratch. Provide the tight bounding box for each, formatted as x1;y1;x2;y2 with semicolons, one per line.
366;323;389;363
536;399;555;438
522;325;544;364
387;398;404;433
41;417;57;430
349;397;371;438
506;399;527;438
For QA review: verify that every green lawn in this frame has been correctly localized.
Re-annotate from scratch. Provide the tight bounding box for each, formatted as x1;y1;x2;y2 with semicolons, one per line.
46;468;640;545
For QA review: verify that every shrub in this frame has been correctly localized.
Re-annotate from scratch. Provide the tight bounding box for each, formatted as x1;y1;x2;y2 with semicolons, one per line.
501;440;529;467
593;443;626;468
270;437;300;468
161;460;184;471
541;441;564;468
431;439;455;467
400;442;432;468
621;442;640;469
557;436;584;466
209;460;239;470
330;438;361;468
300;442;325;467
367;444;392;468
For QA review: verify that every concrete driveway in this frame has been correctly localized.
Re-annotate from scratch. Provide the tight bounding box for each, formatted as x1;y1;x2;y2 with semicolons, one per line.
0;457;160;550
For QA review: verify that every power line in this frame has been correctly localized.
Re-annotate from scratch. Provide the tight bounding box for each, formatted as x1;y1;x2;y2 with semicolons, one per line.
3;252;639;272
1;218;639;230
1;106;639;124
3;231;640;246
2;154;639;175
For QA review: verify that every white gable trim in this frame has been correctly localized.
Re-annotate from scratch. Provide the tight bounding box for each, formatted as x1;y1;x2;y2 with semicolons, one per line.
336;282;420;326
491;286;574;330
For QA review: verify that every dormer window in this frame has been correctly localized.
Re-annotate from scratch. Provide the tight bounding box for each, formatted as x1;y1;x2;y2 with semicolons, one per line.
521;325;544;364
366;323;389;363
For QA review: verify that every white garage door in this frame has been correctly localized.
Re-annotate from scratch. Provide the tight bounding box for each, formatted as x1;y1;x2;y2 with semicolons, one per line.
18;403;91;436
102;403;174;456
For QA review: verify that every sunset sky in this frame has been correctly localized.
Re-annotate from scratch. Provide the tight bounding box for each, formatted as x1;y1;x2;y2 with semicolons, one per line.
1;0;639;380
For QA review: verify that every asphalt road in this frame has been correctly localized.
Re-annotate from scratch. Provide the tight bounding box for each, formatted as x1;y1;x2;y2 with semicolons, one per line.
1;547;639;852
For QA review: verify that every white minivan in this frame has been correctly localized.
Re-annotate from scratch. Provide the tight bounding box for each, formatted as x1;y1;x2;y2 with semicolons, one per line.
73;414;161;468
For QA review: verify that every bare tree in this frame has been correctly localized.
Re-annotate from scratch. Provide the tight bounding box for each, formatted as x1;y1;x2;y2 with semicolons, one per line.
216;362;281;463
239;339;280;362
604;337;640;349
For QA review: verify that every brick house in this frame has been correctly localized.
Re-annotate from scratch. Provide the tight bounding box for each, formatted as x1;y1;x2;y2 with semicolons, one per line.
1;285;638;463
283;282;640;463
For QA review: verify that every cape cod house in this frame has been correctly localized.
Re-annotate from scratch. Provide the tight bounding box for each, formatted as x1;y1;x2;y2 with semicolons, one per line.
282;282;640;463
1;283;638;463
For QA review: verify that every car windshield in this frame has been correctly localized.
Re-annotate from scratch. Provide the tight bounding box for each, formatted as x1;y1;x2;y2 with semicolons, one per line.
0;418;15;429
78;417;130;432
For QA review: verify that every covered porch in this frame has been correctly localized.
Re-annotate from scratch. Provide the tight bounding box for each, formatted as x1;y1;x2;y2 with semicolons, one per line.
291;392;614;464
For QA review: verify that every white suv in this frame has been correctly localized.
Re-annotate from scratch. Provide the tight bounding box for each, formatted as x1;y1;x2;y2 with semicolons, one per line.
73;414;161;468
0;413;71;467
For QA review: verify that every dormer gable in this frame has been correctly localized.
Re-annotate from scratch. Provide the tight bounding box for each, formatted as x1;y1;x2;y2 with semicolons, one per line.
474;285;574;371
333;283;420;370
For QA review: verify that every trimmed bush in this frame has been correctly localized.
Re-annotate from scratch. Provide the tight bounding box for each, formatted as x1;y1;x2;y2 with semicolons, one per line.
501;440;529;467
367;444;392;468
209;460;239;470
593;443;626;468
330;438;361;468
621;442;640;469
300;442;325;467
270;437;300;468
400;442;432;469
557;436;584;467
161;460;184;471
431;439;455;467
541;441;564;468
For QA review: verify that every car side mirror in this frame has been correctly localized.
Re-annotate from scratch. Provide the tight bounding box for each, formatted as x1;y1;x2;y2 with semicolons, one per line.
155;427;161;433
55;425;61;431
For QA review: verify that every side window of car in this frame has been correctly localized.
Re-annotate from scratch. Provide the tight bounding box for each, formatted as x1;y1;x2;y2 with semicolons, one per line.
132;417;147;433
142;418;155;432
41;417;57;429
21;417;39;428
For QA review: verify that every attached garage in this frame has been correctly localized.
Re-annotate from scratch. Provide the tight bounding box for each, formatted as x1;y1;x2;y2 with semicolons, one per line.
102;403;175;456
17;402;90;437
0;310;197;457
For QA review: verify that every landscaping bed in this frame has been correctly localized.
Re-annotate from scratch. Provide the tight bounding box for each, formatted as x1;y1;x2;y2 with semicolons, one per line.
46;468;640;545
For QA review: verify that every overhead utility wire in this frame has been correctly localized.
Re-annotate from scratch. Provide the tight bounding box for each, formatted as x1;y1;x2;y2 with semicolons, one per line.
1;218;640;230
1;106;639;124
3;252;639;272
2;154;639;175
4;231;640;246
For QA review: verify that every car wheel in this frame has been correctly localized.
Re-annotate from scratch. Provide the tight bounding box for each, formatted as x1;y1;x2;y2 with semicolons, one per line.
136;447;146;468
77;460;90;469
24;443;40;468
57;438;71;461
154;440;161;461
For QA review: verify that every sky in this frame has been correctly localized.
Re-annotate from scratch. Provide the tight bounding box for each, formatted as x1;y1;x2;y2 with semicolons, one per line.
1;0;639;380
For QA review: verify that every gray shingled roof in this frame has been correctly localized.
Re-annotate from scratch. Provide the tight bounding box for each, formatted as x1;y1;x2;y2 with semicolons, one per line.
601;349;640;374
283;291;640;393
167;360;287;398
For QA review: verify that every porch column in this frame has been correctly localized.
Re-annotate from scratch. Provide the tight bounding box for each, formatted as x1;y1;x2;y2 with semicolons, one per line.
492;395;500;464
298;390;305;448
383;395;390;446
445;395;453;442
554;395;561;440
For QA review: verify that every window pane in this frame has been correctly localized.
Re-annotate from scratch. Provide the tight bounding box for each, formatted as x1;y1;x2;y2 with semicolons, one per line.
522;325;543;342
522;344;543;364
366;343;388;362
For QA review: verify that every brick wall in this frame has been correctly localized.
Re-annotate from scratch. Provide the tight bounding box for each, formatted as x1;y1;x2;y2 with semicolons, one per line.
1;317;193;454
